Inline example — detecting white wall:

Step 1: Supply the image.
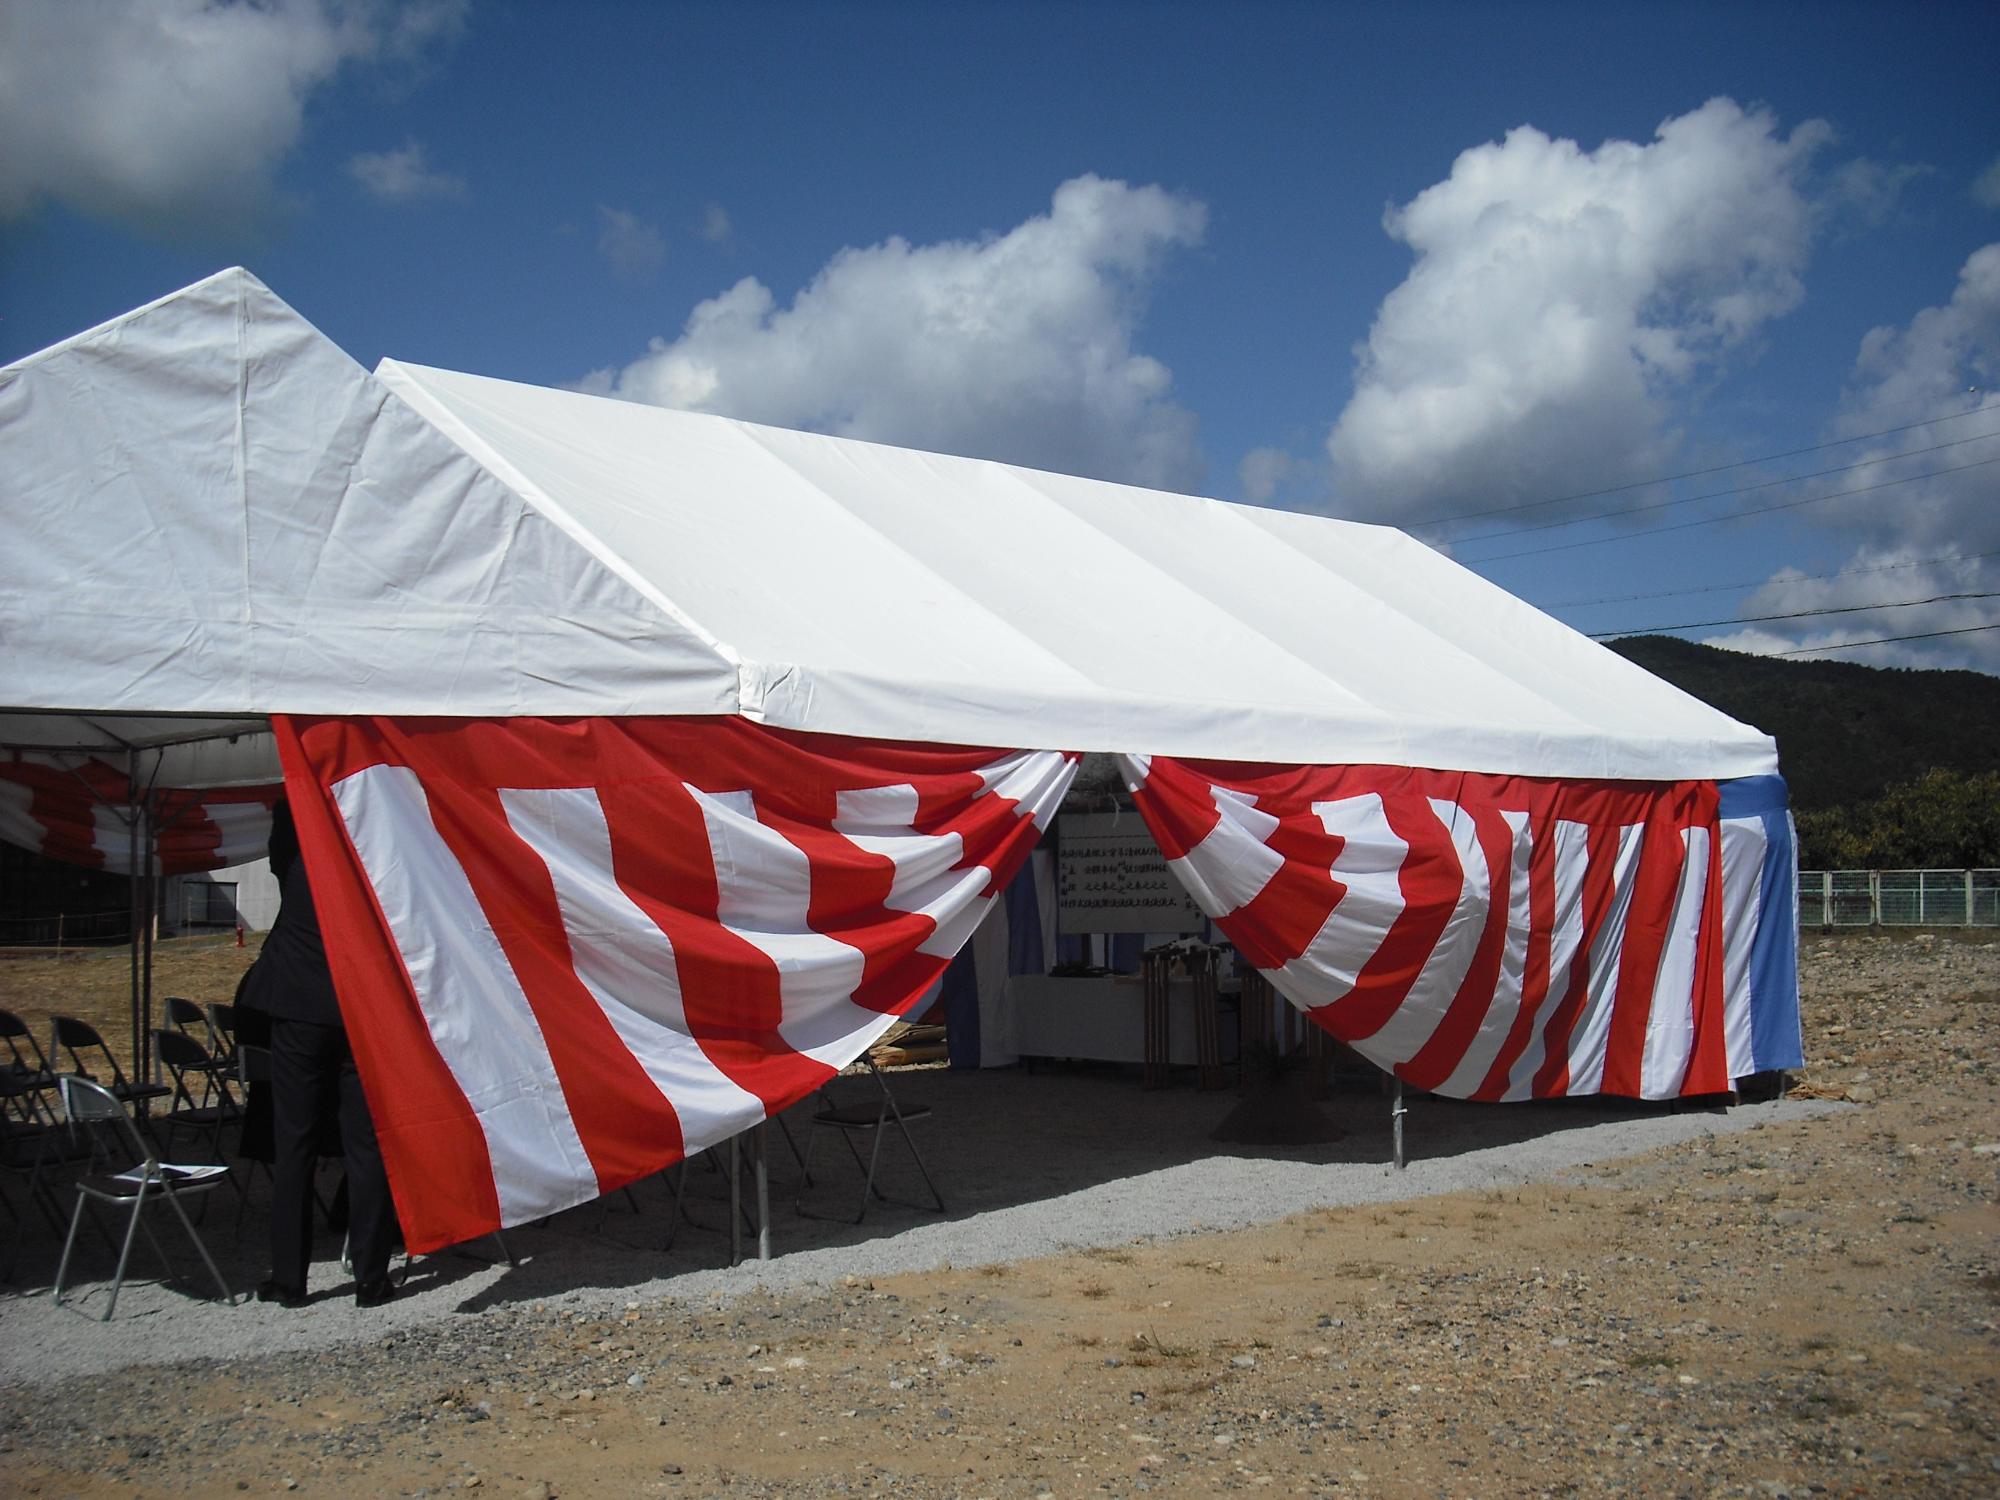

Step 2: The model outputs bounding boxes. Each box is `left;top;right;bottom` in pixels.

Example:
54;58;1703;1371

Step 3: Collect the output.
164;855;281;934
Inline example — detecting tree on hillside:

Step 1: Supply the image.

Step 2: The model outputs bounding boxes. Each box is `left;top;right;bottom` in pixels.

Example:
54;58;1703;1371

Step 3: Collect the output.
1794;768;2000;869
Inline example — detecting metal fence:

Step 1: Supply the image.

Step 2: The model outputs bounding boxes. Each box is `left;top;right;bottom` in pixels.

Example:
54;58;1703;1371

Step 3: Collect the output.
1798;869;2000;928
0;908;134;947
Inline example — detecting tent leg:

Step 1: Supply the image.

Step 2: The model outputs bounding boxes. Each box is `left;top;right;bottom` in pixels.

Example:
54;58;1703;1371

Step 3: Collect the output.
1391;1076;1406;1171
727;1133;741;1267
754;1121;770;1264
128;753;143;1076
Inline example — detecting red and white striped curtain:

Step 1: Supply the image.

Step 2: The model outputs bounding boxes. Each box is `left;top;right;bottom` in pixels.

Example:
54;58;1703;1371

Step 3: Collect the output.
1121;754;1738;1102
0;754;277;875
275;715;1074;1254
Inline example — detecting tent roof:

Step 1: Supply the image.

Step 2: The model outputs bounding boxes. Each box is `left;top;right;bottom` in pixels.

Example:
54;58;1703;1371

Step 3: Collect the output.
2;268;1777;783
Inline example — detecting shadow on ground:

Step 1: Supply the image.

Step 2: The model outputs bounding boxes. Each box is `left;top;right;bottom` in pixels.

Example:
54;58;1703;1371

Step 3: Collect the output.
2;1060;1807;1381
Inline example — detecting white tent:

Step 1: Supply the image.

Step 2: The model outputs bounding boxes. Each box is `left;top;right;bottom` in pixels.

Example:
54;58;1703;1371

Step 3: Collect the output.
3;267;1774;782
2;270;1798;1252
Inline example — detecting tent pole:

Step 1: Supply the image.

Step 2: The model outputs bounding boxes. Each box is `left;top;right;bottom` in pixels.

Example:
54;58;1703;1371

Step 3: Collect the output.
728;1132;742;1267
754;1122;771;1263
128;749;143;1076
140;808;156;1083
1391;1075;1406;1171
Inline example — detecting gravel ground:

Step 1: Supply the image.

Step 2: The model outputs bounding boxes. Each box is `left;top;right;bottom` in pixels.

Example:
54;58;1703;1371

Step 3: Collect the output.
2;931;1995;1497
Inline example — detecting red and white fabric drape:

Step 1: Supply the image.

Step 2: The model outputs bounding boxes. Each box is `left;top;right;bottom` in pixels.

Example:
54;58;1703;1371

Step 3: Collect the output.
1121;754;1740;1102
0;754;277;875
275;715;1074;1254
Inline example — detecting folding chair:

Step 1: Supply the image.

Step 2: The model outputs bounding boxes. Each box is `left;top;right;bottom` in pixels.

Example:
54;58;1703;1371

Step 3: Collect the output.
205;1001;243;1077
164;995;207;1040
795;1058;944;1224
52;1075;237;1319
153;1029;240;1168
1;1007;60;1128
2;1096;72;1275
50;1015;170;1122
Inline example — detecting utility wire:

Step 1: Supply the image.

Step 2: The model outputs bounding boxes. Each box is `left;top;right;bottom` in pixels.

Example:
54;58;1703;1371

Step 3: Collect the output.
1548;548;2000;609
1442;427;2000;545
1407;392;1998;531
1466;452;2000;564
1587;591;2000;639
1770;623;2000;657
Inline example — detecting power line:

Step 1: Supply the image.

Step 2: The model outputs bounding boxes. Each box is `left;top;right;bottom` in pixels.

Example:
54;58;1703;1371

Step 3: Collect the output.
1407;391;1999;532
1441;427;2000;546
1466;452;2000;564
1548;548;2000;609
1587;591;2000;639
1771;623;2000;657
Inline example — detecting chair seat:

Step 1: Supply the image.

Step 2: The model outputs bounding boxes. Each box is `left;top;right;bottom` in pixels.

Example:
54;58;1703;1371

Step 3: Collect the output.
796;1060;944;1223
814;1100;932;1129
2;1063;55;1094
52;1073;238;1318
80;1162;230;1199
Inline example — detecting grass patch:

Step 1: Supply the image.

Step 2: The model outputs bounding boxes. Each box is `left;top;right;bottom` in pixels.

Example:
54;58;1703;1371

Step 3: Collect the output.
1789;1392;1863;1421
1128;1328;1198;1360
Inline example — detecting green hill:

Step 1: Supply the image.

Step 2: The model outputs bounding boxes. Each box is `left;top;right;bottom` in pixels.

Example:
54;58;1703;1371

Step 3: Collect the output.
1606;635;2000;814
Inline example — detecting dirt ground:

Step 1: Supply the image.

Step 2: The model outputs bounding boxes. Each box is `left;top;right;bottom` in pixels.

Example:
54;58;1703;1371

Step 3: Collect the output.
2;932;1996;1498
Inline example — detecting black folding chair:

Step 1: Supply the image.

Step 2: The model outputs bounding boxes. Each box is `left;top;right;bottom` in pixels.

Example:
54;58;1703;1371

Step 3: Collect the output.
1;1007;59;1128
164;995;207;1039
205;1001;243;1077
795;1058;945;1224
52;1075;237;1319
153;1029;240;1169
50;1015;170;1124
1;1097;72;1275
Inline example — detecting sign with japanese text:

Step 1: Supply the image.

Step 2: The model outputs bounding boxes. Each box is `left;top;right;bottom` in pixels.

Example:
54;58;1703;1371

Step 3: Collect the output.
1057;812;1207;933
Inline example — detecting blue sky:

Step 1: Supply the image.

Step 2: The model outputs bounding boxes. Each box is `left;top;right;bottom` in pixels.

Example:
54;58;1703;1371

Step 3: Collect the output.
4;0;1997;672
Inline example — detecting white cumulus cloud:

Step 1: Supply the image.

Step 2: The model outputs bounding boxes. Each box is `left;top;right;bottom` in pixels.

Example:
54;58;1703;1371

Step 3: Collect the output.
0;0;466;235
347;138;466;203
1973;154;2000;211
587;174;1208;492
597;206;667;280
1703;545;1999;672
1706;244;2000;671
1327;98;1829;524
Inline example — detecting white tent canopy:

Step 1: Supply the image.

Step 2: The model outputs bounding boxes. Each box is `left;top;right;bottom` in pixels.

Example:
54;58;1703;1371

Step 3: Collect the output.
2;268;1777;783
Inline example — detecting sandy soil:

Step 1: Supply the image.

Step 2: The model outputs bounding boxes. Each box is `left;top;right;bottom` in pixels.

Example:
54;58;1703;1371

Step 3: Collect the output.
2;932;1996;1498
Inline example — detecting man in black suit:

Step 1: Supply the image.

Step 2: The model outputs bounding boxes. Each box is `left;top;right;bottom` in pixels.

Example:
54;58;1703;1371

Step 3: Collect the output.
250;799;399;1308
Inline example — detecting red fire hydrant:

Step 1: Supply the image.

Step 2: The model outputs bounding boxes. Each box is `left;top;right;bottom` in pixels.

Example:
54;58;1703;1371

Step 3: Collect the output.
235;921;245;948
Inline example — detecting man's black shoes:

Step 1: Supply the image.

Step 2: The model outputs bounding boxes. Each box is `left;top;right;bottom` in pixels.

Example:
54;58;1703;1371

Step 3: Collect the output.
256;1279;308;1309
354;1277;397;1309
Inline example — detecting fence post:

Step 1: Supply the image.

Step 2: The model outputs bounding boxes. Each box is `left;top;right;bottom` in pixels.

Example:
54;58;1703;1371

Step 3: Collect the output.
1821;871;1832;931
1868;871;1881;928
1968;871;1976;928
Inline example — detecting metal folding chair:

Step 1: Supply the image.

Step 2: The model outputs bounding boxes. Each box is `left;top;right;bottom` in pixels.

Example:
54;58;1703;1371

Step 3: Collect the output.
795;1058;944;1224
2;1096;72;1275
164;995;207;1039
52;1075;237;1319
153;1028;240;1168
205;1001;243;1077
1;1007;60;1128
50;1015;170;1123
